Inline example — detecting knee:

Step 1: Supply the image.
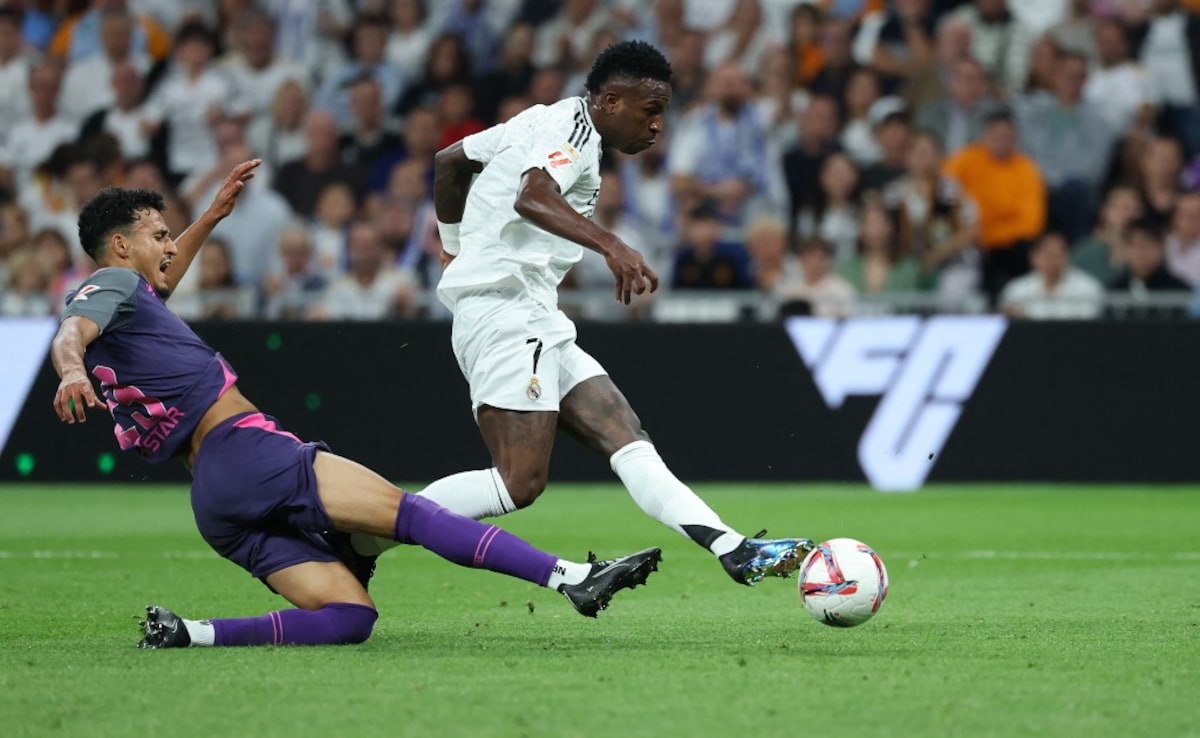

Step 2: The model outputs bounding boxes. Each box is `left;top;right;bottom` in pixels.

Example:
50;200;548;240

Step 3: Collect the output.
325;603;378;644
498;468;547;509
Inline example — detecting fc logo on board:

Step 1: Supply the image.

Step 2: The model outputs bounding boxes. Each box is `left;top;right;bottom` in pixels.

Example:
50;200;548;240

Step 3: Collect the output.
785;317;1007;491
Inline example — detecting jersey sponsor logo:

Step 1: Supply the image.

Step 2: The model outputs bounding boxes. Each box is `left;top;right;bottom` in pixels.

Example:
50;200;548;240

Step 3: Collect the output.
785;316;1006;491
547;150;572;168
72;285;103;301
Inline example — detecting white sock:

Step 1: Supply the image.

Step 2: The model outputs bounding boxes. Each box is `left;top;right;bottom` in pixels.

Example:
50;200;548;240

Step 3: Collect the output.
610;440;745;557
350;469;517;557
182;618;215;646
418;468;516;519
546;559;590;590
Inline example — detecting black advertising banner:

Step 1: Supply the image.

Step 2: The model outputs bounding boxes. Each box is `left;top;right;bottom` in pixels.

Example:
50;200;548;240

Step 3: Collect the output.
1;318;1195;486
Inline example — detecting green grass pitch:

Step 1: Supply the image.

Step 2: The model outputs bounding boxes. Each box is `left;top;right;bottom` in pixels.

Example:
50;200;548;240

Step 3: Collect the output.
1;484;1197;738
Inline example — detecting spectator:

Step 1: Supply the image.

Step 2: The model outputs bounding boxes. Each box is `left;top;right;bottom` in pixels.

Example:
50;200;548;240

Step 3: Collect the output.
1048;0;1098;63
435;0;505;73
435;83;485;149
1000;231;1103;319
669;62;770;228
385;0;433;79
140;22;231;183
315;13;407;129
394;32;472;118
572;174;652;290
704;0;772;74
884;130;980;297
809;16;860;104
943;109;1045;301
80;62;151;162
1110;220;1191;301
180;237;249;320
951;0;1035;96
754;45;807;152
852;0;936;94
123;157;190;243
532;0;607;70
617;139;676;262
0;246;52;316
783;94;843;242
779;237;857;317
0;63;78;191
315;221;419;320
310;181;356;277
58;9;151;124
0;201;30;285
369;105;440;192
275;110;368;218
859;98;912;194
1138;0;1200;156
1137;135;1186;230
617;0;685;52
33;226;87;309
1017;49;1115;241
1072;185;1144;285
262;225;329;320
1165;192;1200;286
49;0;171;65
0;7;32;151
339;76;404;171
795;151;861;263
663;28;706;118
745;215;802;295
1022;34;1061;99
21;143;102;261
838;199;922;295
1084;18;1157;137
183;117;292;287
916;57;1001;156
247;79;310;173
472;22;535;125
671;203;752;290
840;68;884;165
788;3;826;90
897;11;973;113
222;8;309;130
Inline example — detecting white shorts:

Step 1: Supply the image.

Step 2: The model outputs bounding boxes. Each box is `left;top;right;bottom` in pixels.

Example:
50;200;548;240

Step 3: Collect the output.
450;288;607;413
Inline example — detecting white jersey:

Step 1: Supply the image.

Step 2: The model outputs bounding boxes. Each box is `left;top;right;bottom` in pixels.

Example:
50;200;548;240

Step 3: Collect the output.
437;97;603;309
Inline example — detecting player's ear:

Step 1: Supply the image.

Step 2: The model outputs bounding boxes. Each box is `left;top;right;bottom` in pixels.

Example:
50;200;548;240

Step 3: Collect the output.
108;231;128;258
601;90;622;114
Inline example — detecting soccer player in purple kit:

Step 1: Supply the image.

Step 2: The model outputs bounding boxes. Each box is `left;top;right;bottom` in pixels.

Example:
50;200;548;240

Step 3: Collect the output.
51;159;662;649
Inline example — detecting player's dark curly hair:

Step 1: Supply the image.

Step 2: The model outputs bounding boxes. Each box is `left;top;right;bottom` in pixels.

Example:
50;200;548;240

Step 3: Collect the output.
585;40;672;94
78;188;166;262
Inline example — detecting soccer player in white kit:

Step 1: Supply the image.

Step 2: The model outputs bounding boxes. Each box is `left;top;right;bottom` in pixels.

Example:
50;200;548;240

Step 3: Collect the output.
414;41;812;586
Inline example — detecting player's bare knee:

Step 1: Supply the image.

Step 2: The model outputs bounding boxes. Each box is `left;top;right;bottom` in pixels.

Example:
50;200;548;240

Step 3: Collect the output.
500;470;547;509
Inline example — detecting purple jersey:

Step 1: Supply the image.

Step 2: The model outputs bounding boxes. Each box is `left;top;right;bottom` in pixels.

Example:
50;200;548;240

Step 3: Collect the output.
61;268;238;463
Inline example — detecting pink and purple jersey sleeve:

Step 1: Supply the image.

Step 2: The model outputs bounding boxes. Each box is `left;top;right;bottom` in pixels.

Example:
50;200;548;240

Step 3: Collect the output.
62;269;239;464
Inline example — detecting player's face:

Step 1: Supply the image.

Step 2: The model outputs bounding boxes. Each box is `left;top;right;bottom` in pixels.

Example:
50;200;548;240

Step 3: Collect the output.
604;80;671;155
122;209;176;296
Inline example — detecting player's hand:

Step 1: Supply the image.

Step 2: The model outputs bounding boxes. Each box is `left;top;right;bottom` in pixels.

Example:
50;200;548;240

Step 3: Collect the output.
439;249;456;268
605;242;659;305
54;372;103;424
207;159;261;219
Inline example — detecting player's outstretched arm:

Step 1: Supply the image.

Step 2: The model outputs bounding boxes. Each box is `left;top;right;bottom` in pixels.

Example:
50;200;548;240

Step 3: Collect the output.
515;168;658;304
162;159;260;298
51;316;104;424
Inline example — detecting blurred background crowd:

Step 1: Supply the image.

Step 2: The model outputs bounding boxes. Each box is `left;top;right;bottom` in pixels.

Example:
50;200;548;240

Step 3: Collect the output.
2;0;1200;322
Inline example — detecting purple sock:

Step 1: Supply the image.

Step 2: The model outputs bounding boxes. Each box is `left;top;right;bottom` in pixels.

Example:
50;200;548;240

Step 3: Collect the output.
212;603;377;646
393;493;557;586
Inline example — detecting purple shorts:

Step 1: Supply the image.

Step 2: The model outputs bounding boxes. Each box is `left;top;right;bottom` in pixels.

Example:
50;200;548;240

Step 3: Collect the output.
190;412;340;580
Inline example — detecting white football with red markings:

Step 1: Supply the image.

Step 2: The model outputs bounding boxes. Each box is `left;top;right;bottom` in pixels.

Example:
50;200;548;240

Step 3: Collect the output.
798;537;889;627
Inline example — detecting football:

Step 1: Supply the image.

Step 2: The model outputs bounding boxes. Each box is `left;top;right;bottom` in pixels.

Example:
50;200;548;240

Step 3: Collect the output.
798;538;889;627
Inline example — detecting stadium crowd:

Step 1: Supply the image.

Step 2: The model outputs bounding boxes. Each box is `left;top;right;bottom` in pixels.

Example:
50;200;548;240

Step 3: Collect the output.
2;0;1200;322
